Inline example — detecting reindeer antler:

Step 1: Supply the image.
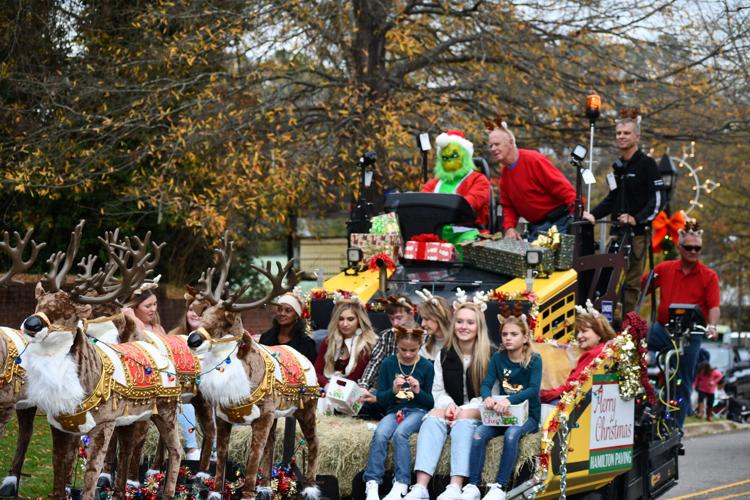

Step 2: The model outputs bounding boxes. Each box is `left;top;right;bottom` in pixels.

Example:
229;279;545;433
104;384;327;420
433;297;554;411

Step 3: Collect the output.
44;220;85;292
198;232;234;305
0;228;47;286
70;229;164;305
223;259;300;312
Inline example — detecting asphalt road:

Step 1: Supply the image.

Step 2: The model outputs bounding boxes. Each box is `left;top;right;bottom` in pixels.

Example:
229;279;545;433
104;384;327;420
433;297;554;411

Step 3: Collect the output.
665;428;750;499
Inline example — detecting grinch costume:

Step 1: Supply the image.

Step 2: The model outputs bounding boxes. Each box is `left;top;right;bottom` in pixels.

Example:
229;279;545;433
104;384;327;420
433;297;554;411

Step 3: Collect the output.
421;130;490;246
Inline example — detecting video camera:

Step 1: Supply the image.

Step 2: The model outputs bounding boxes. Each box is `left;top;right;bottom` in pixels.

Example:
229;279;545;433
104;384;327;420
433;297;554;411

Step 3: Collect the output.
666;304;705;338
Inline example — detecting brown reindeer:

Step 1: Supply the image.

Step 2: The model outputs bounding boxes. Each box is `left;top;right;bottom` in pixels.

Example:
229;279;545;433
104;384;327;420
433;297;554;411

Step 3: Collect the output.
0;228;45;497
23;222;210;498
185;233;320;500
21;224;186;500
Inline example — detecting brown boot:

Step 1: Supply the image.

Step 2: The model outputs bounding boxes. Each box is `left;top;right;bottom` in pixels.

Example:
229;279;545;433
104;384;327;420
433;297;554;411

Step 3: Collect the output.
696;402;705;419
707;406;713;422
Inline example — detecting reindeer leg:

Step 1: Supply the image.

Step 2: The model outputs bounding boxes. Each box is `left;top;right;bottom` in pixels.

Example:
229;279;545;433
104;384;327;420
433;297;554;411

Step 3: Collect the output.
211;418;233;496
296;405;320;499
150;407;181;500
98;431;118;489
83;422;116;500
126;420;150;483
193;393;216;472
114;426;137;496
50;426;78;500
243;412;275;500
260;419;278;486
1;407;37;495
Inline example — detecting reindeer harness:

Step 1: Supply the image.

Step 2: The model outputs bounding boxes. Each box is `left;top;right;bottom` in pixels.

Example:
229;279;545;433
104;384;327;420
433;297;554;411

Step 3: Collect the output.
0;327;26;392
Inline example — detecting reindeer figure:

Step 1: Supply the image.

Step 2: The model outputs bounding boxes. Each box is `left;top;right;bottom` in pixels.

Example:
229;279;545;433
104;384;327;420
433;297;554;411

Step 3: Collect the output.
186;233;320;500
0;228;45;497
21;222;206;499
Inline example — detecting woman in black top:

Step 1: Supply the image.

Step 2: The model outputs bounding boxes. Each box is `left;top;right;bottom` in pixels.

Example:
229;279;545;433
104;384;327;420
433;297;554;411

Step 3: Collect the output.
259;292;317;362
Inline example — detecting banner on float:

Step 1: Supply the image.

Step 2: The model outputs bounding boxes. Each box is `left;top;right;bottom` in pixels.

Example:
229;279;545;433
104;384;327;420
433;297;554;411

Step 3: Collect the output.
589;373;635;474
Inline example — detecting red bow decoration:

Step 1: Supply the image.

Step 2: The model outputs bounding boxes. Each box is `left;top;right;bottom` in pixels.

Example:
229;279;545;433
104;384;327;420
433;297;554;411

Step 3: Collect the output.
410;233;446;243
652;210;685;252
367;252;396;272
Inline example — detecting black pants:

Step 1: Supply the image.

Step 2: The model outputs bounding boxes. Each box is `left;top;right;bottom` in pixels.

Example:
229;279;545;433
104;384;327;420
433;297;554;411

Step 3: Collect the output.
697;390;715;409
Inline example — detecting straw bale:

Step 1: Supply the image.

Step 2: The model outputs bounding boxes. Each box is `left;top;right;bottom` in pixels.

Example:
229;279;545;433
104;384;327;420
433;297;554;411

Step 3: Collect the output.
142;415;540;496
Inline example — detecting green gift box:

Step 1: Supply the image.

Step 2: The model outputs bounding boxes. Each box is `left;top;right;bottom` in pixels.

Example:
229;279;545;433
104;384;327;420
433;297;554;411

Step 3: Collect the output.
369;212;401;236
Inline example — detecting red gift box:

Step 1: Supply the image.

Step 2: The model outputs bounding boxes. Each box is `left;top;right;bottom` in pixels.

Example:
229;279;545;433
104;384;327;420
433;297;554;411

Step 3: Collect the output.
404;234;456;262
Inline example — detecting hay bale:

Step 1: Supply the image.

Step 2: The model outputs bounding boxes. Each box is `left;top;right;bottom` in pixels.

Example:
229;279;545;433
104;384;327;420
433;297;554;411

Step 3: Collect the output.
143;416;540;496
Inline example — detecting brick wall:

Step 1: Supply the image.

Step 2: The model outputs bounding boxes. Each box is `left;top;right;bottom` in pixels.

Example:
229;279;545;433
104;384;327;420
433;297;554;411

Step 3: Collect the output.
0;281;274;334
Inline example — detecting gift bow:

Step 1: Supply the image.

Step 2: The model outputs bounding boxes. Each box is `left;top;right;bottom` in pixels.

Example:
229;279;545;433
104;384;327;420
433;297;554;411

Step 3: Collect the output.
410;233;446;243
652;210;686;252
531;225;561;251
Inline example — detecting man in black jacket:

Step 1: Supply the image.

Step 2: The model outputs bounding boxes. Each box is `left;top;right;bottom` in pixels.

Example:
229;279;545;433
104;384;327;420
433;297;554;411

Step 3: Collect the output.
583;113;663;317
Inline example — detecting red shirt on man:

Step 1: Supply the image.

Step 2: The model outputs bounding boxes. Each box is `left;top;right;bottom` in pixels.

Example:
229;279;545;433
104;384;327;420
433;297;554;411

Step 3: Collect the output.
499;149;576;230
644;259;720;325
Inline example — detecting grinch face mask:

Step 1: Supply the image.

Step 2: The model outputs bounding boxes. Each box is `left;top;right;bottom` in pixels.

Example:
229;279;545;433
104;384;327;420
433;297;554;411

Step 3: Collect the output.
440;143;464;172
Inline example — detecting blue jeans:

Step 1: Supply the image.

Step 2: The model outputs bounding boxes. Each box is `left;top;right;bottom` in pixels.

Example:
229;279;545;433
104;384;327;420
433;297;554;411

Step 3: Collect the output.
648;322;701;429
528;215;571;241
364;408;427;484
413;416;480;477
467;418;538;488
178;403;198;449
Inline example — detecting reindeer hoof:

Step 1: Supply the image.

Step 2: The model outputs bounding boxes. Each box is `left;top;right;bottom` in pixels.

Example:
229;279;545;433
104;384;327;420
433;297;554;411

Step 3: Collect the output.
302;485;321;500
0;476;18;497
97;472;112;489
256;486;273;500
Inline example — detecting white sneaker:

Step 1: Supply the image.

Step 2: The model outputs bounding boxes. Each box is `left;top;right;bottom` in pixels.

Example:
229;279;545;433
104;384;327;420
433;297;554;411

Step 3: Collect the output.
366;480;381;500
481;484;506;500
459;484;481;500
403;484;430;500
436;483;463;500
383;481;409;500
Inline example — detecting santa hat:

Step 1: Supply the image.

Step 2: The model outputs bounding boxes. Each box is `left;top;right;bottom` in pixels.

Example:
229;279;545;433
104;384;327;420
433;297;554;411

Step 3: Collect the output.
435;130;474;158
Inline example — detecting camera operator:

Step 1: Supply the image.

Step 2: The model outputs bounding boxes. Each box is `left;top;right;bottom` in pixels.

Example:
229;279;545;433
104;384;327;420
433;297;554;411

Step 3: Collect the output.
641;222;720;429
583;110;663;316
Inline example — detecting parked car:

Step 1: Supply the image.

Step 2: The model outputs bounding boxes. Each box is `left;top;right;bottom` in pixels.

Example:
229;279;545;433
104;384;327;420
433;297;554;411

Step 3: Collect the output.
702;342;750;399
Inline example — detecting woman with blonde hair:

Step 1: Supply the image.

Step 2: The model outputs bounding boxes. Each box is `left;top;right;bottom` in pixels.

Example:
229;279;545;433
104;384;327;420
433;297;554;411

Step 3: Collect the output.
315;296;378;388
403;292;492;500
416;290;453;360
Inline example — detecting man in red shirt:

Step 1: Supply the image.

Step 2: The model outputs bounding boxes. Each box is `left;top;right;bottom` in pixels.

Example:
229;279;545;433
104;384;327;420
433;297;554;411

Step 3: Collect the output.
489;123;576;240
643;222;720;429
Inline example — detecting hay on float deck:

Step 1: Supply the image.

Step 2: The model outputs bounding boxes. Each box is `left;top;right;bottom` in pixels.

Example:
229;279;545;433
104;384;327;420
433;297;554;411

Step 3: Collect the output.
143;415;540;496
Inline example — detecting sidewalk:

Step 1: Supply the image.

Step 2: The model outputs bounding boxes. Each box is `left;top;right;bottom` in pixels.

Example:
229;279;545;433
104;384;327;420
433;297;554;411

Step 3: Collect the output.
683;418;749;438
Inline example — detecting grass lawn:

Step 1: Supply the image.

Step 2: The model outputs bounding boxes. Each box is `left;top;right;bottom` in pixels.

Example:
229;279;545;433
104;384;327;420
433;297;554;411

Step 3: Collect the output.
0;414;56;497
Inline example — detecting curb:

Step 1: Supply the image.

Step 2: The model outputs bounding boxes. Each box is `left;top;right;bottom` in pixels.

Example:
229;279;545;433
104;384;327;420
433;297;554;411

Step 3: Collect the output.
683;419;749;438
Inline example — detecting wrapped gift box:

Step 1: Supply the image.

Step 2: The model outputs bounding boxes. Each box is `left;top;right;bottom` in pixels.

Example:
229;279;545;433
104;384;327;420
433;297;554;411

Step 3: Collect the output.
480;396;529;426
404;240;456;262
326;376;364;416
350;233;402;261
369;212;401;236
555;233;576;270
463;239;554;278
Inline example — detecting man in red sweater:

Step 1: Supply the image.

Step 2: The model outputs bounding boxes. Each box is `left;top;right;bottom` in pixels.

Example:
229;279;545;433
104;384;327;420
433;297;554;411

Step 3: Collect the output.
489;124;576;240
642;222;720;429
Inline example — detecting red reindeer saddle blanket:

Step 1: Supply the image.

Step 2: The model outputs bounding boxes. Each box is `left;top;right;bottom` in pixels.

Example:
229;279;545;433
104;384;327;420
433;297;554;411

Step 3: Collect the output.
99;341;182;399
145;331;200;376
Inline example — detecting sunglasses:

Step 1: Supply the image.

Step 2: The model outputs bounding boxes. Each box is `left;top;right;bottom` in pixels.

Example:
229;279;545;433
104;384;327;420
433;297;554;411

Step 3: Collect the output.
681;244;702;252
